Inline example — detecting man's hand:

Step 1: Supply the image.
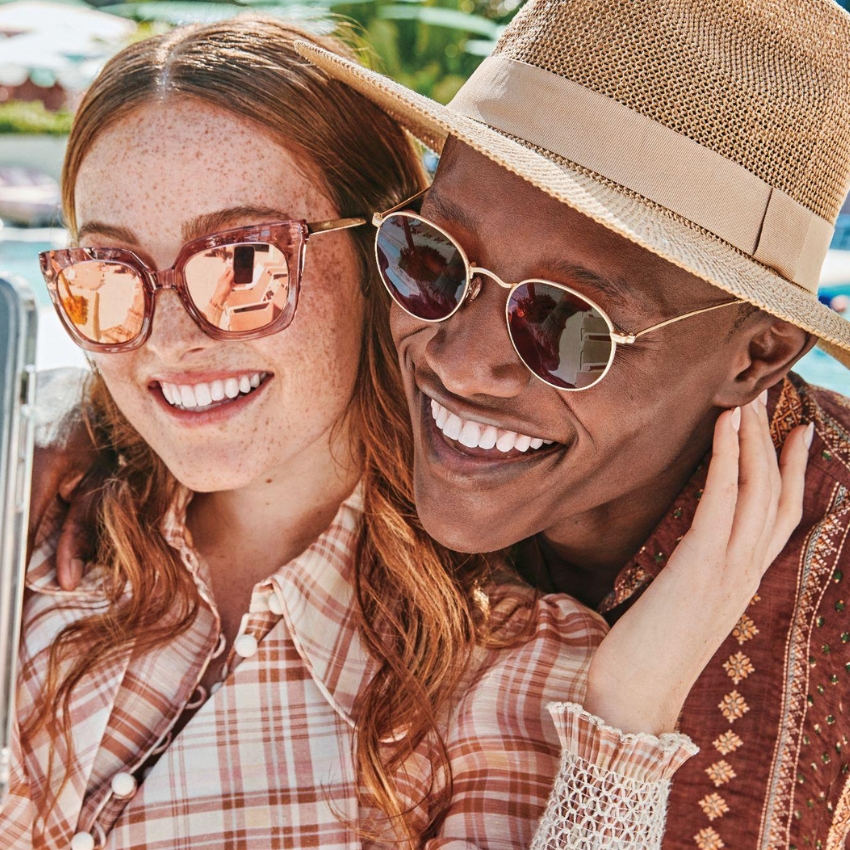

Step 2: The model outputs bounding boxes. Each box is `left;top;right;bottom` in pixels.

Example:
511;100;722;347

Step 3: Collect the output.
29;368;104;589
585;393;811;736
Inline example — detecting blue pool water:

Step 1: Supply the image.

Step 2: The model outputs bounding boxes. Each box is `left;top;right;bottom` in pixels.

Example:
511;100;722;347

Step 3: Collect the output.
1;228;849;395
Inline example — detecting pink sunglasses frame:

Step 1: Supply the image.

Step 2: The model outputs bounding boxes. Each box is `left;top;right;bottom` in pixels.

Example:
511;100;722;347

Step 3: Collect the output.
39;215;365;353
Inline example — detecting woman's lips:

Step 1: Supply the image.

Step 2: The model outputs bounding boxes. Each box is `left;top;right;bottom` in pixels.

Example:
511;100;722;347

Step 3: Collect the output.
150;371;272;425
426;395;561;461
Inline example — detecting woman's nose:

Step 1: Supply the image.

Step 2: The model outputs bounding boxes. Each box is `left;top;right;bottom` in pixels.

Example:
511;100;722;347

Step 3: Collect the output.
144;288;215;360
423;277;531;400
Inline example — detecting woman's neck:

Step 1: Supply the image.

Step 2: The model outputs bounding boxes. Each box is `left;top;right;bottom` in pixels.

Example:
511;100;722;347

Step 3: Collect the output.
185;422;361;620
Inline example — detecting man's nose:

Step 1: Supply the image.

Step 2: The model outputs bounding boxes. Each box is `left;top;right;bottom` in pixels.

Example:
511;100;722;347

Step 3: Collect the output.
423;275;531;400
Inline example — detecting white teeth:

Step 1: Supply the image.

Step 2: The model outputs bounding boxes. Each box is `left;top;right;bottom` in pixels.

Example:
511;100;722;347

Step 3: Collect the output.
479;425;498;450
159;373;267;412
194;383;212;407
496;430;518;452
458;420;482;448
429;397;554;454
443;413;463;441
180;385;197;408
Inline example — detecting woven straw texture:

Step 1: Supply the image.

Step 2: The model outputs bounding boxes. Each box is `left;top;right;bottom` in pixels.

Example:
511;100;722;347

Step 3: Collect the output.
296;0;850;364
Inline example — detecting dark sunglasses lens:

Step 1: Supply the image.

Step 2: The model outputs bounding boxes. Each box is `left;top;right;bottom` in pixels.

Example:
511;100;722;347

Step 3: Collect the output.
507;282;613;390
184;242;290;333
52;260;146;346
375;215;467;320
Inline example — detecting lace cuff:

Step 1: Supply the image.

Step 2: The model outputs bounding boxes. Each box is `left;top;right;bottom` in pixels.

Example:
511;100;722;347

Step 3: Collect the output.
531;702;698;850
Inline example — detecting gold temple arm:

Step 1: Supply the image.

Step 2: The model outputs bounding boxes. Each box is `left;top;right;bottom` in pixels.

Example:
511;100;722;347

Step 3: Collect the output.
306;216;367;236
611;299;742;345
372;187;430;226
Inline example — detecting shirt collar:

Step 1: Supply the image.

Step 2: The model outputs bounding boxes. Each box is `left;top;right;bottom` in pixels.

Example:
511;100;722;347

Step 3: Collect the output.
599;375;810;617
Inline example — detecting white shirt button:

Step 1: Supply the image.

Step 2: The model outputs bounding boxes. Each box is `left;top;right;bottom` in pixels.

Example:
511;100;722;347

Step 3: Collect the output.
233;634;258;658
268;594;284;616
70;832;95;850
111;771;137;799
210;681;222;694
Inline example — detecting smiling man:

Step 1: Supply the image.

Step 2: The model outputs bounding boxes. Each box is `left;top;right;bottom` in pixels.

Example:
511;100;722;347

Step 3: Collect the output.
299;0;850;846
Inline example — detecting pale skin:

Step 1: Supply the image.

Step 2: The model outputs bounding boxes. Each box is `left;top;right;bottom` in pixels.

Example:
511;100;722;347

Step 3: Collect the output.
72;98;364;688
35;125;810;741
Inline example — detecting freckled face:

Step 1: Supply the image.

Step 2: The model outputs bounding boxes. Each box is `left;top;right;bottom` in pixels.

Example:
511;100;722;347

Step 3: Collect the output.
76;99;364;492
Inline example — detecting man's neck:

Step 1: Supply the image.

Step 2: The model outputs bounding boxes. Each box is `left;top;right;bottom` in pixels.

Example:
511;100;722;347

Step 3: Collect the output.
537;435;711;610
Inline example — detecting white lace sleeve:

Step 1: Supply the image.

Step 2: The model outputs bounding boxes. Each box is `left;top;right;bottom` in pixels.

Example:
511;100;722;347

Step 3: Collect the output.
531;702;698;850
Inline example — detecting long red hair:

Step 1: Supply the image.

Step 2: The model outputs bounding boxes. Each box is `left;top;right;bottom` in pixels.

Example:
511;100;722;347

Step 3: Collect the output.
26;17;504;843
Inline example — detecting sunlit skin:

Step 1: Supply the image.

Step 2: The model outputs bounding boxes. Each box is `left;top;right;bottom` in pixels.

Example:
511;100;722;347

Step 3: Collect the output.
392;139;815;608
75;99;364;658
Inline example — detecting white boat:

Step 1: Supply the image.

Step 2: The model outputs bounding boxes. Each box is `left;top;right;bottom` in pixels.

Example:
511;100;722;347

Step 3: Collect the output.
0;167;60;227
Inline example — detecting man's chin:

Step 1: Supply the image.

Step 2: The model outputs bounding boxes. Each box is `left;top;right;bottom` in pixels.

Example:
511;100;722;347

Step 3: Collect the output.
415;494;513;555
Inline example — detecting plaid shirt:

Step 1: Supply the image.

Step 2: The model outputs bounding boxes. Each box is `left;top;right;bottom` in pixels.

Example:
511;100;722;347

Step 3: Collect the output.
2;487;694;850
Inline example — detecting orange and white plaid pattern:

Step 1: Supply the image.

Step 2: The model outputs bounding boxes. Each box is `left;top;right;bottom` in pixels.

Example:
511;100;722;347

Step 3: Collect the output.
1;488;693;849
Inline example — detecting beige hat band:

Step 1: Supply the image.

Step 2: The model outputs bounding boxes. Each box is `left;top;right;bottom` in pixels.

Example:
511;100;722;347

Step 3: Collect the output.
450;56;834;294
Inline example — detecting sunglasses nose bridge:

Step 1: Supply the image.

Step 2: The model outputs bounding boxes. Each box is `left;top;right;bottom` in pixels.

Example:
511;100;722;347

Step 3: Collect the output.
150;267;179;292
466;266;510;305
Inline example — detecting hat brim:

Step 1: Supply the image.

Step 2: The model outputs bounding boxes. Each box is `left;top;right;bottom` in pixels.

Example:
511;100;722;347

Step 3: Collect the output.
296;41;850;367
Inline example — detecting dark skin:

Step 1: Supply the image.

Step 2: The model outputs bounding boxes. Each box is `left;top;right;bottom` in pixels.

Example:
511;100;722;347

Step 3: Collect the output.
393;139;816;608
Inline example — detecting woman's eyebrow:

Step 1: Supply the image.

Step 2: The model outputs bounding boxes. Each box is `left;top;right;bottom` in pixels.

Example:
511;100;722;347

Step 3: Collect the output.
422;190;478;233
76;221;139;244
182;206;293;241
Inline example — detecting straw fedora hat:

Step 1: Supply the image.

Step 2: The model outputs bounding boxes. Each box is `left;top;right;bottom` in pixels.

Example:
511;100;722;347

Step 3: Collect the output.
297;0;850;367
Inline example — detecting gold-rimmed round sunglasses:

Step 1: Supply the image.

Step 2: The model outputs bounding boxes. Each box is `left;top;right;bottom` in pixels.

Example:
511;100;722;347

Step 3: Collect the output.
373;189;741;391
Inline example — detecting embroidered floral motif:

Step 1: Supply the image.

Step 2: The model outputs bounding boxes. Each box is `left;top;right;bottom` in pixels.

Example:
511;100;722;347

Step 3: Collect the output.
732;613;759;645
718;690;750;723
698;793;730;821
750;593;761;605
722;652;755;685
705;760;737;787
713;731;744;756
694;826;725;849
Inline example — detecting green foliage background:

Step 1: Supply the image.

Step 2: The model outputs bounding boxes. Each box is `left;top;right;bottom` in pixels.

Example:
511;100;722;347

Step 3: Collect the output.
92;0;523;103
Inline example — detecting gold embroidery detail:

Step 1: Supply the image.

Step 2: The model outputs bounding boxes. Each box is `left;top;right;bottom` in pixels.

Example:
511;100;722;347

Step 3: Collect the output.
699;793;730;821
694;826;725;849
750;593;761;605
713;731;744;755
722;651;755;685
718;690;750;723
706;760;737;787
732;613;759;644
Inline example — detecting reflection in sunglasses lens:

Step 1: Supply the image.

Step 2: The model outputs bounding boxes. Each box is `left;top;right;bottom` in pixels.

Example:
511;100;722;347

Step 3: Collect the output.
376;216;467;319
56;260;146;345
184;242;290;333
507;282;613;389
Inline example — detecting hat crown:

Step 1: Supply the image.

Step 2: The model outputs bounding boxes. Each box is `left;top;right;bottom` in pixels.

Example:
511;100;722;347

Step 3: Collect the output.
494;0;850;223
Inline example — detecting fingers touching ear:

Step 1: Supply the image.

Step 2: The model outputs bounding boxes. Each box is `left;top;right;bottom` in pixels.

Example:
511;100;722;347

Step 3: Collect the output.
713;315;816;409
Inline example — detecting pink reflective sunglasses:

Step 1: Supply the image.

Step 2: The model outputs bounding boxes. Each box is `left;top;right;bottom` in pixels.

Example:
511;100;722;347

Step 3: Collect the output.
39;215;365;353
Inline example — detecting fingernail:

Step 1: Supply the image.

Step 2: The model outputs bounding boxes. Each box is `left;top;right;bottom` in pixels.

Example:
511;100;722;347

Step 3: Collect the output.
806;421;815;448
730;407;741;431
70;558;84;585
759;389;768;407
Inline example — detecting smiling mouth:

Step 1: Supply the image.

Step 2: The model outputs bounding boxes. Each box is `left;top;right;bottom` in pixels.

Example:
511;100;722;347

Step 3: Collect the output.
427;396;560;459
158;372;270;413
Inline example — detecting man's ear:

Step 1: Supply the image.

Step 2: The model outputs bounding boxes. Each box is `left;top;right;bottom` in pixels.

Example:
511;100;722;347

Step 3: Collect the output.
713;315;816;408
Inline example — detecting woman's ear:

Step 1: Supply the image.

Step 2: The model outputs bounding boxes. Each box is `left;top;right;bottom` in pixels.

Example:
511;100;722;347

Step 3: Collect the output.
712;315;816;408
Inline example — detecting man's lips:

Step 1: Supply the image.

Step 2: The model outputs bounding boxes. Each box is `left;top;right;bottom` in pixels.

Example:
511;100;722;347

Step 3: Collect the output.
420;391;563;463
